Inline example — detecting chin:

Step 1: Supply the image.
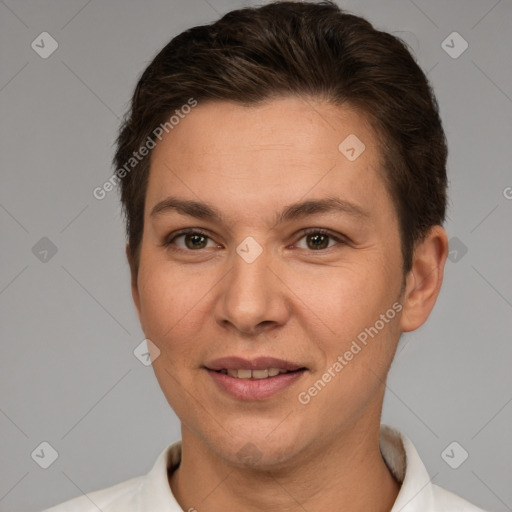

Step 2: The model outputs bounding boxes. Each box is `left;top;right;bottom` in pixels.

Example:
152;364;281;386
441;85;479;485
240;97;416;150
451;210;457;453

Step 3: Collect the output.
206;423;310;470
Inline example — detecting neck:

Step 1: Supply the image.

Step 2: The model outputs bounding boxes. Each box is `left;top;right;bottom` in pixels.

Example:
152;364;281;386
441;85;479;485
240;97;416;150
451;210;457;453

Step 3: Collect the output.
169;421;400;512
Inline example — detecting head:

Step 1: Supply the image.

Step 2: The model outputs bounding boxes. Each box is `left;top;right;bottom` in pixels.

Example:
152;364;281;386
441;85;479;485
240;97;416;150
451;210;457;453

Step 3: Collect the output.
114;1;448;467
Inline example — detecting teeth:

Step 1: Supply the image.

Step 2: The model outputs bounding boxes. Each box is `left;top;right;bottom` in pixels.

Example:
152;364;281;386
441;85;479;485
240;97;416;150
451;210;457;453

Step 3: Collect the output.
220;368;293;379
252;369;269;379
237;369;252;379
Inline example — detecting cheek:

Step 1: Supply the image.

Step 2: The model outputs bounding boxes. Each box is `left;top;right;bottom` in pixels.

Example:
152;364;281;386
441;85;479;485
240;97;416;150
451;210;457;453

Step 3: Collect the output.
299;294;400;424
314;261;393;331
309;257;401;375
136;256;222;370
136;263;204;397
137;259;195;341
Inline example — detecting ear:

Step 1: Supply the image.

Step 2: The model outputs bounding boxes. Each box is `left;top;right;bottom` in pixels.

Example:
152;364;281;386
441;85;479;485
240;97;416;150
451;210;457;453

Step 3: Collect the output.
400;225;449;332
126;244;142;322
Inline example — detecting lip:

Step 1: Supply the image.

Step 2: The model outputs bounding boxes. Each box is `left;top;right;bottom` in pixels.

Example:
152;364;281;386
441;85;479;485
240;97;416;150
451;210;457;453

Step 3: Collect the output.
204;356;305;372
205;367;307;401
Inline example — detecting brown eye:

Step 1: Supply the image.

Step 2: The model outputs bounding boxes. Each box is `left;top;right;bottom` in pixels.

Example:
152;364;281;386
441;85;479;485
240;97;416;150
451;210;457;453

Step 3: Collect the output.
183;233;209;250
305;233;330;250
295;229;345;251
164;229;217;251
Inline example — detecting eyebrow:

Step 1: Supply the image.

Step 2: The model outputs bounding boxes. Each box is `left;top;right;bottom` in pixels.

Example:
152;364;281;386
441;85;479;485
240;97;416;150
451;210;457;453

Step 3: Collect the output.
150;196;370;224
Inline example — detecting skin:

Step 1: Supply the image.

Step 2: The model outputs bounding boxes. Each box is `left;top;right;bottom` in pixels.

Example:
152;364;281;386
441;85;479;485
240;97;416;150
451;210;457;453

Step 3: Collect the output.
128;96;448;512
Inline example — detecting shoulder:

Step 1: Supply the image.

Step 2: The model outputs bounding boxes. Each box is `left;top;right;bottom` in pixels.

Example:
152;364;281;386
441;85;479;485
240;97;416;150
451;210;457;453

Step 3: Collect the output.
41;475;144;512
40;441;181;512
380;425;490;512
431;483;490;511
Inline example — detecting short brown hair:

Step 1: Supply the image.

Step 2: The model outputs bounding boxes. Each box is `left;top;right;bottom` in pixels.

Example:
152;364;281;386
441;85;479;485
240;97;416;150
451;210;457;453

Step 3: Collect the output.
114;0;447;276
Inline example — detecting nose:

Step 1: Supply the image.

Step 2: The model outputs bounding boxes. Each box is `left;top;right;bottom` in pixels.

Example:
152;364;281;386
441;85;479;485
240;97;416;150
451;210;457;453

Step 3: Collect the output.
215;244;291;336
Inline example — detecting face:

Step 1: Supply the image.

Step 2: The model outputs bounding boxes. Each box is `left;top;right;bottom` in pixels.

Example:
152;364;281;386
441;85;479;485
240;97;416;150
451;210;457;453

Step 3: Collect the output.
131;96;408;468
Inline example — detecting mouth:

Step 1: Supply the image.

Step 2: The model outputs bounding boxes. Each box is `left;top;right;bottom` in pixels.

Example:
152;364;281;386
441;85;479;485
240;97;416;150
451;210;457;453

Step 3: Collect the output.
204;355;306;372
203;356;308;400
209;368;306;379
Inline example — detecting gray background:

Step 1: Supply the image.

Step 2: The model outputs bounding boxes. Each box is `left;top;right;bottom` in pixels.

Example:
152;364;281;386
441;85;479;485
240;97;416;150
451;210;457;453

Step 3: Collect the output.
1;0;511;511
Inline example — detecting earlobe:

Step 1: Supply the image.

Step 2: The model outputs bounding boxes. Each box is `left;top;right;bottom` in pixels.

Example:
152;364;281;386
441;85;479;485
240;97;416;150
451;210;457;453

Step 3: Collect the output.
399;226;449;333
126;244;142;321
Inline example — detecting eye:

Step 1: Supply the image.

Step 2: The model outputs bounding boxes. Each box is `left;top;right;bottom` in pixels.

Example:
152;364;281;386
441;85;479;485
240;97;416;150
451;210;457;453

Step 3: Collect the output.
164;229;219;251
163;228;346;253
294;228;346;251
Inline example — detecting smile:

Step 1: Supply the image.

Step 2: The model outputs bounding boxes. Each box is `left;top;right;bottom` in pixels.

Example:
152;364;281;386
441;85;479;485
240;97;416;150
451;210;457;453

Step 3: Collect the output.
206;367;307;400
214;368;296;379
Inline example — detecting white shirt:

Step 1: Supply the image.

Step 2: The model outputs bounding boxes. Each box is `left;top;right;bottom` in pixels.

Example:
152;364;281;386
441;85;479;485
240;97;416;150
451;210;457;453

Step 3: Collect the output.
42;425;488;511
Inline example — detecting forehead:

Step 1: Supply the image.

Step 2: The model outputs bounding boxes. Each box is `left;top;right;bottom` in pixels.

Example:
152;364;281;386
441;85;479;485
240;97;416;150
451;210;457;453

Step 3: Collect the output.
151;96;381;164
146;97;393;226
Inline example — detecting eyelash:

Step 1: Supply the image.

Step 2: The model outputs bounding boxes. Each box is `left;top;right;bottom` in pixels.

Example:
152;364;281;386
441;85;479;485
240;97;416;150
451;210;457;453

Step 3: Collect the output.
163;228;347;253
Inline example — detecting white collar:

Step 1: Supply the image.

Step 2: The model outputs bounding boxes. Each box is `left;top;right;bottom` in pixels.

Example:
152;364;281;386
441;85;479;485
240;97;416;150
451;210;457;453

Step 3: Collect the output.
136;424;480;511
380;424;434;511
